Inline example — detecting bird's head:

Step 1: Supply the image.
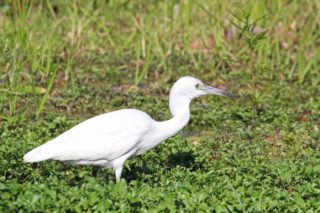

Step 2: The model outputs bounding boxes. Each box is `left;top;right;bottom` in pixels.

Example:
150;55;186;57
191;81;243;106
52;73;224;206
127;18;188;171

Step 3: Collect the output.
169;76;236;117
170;76;236;100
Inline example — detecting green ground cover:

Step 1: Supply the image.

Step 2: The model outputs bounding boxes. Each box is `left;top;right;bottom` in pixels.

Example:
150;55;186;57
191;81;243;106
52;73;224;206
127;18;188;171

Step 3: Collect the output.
0;0;319;212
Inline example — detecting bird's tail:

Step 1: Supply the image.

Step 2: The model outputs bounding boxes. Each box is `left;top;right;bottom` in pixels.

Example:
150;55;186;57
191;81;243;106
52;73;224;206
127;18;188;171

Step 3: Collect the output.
23;143;51;163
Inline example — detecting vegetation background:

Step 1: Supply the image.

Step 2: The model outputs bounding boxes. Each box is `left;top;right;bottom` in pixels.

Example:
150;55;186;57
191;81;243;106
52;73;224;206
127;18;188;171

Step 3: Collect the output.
0;0;319;212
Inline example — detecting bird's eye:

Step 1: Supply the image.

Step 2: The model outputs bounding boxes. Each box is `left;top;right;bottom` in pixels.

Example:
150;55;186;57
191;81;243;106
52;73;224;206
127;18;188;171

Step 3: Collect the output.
195;83;201;89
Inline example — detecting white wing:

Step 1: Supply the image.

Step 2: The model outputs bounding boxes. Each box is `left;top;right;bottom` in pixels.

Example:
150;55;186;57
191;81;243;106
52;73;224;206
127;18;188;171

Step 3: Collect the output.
24;109;153;162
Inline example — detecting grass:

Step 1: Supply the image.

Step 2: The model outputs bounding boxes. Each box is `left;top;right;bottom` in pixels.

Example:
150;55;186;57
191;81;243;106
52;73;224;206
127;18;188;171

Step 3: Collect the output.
0;0;320;211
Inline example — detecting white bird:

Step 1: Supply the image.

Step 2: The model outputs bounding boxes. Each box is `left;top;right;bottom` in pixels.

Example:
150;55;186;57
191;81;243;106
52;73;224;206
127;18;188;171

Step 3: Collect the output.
24;76;236;182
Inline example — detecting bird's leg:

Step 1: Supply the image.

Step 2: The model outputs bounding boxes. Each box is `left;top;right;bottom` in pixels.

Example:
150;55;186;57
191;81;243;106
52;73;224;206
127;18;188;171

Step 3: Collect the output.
112;148;137;183
115;167;123;183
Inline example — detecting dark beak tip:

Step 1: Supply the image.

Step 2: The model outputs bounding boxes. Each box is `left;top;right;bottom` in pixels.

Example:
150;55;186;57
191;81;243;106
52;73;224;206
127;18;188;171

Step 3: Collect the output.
223;92;238;99
230;94;239;99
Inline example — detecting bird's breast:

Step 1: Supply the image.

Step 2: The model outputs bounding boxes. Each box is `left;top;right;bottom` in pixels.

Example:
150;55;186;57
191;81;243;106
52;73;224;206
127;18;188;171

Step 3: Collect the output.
136;125;170;155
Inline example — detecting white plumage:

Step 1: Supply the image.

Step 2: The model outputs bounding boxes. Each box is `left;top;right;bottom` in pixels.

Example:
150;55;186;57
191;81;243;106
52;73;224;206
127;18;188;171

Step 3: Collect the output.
24;76;235;182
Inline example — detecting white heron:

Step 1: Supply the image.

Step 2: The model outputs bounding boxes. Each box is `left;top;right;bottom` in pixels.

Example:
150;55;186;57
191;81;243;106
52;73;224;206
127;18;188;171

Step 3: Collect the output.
24;76;236;182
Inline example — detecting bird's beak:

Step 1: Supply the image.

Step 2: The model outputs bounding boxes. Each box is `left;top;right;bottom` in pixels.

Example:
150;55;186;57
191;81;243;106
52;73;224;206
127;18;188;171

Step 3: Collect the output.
202;85;237;98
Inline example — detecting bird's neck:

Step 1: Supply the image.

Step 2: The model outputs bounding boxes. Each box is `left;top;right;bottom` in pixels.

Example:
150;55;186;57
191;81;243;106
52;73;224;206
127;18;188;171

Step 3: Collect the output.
157;96;191;140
